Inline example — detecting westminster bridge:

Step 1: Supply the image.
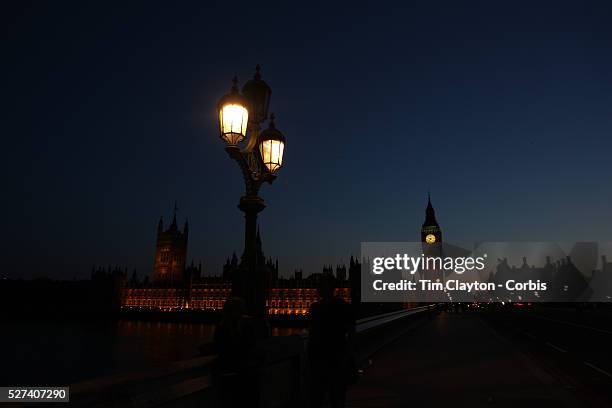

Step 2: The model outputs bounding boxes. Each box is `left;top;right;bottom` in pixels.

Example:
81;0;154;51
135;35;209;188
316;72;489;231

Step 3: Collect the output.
68;304;612;408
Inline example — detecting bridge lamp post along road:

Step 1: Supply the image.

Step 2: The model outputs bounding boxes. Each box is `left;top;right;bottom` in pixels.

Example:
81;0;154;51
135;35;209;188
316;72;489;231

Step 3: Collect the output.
216;65;286;317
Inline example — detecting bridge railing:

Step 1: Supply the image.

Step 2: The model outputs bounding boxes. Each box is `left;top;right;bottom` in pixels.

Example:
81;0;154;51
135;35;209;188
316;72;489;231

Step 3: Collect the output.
69;305;437;407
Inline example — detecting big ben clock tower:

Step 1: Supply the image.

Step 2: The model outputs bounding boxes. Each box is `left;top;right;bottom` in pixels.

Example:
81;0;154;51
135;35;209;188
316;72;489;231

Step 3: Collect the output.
421;193;442;245
420;193;445;292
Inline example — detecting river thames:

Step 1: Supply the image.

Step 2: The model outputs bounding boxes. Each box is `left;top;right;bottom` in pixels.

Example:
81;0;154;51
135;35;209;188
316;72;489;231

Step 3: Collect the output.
0;318;303;386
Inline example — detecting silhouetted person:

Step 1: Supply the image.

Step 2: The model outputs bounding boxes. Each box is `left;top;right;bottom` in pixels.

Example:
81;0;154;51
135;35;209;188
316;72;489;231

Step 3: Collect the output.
307;276;355;408
212;297;262;408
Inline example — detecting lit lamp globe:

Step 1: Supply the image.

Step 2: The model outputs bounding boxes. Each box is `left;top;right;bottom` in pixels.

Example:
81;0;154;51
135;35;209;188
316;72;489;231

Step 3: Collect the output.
217;76;249;146
258;113;285;173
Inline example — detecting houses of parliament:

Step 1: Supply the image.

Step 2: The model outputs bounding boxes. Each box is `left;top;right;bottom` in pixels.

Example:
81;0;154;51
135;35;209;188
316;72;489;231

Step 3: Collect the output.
120;210;357;316
119;198;444;316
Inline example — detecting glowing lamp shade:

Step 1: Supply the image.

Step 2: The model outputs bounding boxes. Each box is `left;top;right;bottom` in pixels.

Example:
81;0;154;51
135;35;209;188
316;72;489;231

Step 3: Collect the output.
260;138;285;172
258;114;285;173
217;77;249;146
219;104;248;145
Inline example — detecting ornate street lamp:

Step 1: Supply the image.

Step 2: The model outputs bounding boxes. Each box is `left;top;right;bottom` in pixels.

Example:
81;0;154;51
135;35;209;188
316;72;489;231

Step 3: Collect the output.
216;65;286;316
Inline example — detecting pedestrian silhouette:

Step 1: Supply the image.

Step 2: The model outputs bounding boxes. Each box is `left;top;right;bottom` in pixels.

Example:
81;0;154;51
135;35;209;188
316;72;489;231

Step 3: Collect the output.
212;297;263;408
307;276;355;408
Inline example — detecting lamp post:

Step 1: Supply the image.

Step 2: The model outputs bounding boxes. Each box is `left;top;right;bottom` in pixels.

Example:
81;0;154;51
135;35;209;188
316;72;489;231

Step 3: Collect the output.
217;65;286;317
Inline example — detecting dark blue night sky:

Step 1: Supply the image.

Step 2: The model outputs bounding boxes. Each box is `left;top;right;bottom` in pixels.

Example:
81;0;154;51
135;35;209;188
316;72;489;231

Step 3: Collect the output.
3;1;612;279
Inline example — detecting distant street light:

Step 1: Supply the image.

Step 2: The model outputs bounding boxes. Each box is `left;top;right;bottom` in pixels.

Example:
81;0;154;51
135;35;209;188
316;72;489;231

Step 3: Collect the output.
216;65;286;316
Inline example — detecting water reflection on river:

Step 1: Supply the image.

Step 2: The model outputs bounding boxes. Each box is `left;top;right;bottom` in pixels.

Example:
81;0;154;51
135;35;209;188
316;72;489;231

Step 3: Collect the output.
0;318;305;386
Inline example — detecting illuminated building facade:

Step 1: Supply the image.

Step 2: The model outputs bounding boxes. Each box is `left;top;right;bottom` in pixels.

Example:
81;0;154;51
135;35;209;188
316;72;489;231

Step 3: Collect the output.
121;264;355;316
123;286;189;309
266;268;352;316
121;213;357;315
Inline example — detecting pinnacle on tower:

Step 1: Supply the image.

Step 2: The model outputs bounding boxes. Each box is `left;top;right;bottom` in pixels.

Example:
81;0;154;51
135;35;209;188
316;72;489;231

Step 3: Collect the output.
424;193;439;226
170;201;178;230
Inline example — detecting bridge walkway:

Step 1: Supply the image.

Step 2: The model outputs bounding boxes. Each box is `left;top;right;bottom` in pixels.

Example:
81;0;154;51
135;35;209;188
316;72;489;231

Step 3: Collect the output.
347;312;582;408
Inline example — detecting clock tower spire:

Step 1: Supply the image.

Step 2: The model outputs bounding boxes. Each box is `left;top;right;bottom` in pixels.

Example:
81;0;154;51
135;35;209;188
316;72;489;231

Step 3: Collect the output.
421;193;442;245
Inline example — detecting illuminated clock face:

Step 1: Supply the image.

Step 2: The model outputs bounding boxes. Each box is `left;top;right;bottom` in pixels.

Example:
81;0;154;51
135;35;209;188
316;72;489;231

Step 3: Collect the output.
425;234;436;244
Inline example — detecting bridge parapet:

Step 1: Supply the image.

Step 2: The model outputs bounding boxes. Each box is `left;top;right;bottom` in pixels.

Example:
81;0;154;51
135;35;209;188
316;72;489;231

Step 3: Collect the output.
70;305;436;407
